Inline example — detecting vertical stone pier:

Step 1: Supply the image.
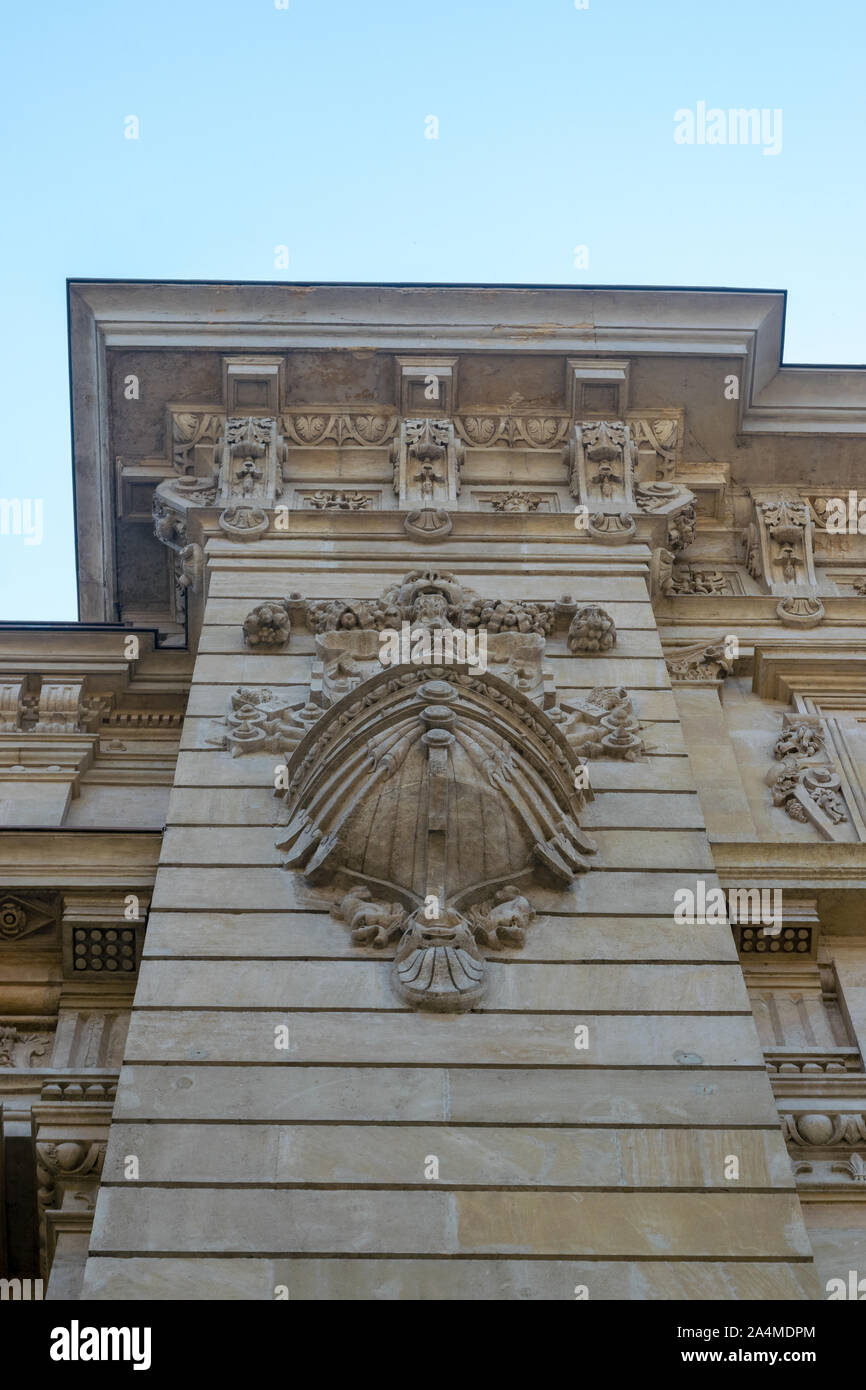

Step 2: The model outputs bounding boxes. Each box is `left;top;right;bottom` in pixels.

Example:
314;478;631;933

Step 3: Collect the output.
82;530;816;1300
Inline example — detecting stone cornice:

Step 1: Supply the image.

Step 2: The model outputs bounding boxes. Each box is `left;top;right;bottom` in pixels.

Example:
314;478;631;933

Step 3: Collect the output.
0;831;161;887
70;280;783;358
68;281;866;623
68;279;866;426
714;842;866;890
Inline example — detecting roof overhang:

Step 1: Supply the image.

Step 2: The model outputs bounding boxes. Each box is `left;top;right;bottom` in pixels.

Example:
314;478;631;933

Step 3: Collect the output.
67;280;866;621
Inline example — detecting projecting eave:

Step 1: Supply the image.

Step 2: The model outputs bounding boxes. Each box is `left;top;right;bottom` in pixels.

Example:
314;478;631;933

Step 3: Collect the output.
66;280;866;622
68;279;866;429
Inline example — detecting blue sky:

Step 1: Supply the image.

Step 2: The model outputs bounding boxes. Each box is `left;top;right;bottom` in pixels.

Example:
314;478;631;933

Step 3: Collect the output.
1;0;863;620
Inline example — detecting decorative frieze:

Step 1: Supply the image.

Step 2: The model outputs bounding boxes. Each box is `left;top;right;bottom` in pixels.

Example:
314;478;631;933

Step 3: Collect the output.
281;412;398;448
302;491;374;510
454;415;570;450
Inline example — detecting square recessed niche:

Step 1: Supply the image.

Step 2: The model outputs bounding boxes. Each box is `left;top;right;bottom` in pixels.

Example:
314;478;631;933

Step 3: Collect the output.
396;357;457;416
567;358;630;418
222;357;285;415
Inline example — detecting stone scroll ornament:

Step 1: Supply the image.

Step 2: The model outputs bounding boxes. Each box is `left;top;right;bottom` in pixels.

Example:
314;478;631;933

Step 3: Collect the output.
276;665;596;1012
765;714;849;840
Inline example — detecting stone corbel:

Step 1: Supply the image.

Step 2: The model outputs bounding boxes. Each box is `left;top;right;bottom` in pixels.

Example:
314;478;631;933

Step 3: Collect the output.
568;420;637;514
0;676;26;731
214;416;287;509
391;417;463;507
568;421;696;549
742;492;817;594
31;1104;110;1291
766;713;850;841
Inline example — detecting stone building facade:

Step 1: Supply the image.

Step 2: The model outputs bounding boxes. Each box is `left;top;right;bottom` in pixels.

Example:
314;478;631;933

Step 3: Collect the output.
1;281;865;1301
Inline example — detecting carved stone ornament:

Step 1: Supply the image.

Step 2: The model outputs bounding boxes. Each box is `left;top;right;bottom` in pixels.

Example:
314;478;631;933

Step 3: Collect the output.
488;491;543;513
218;506;269;539
0;1024;52;1067
36;1140;107;1208
783;1113;866;1147
404;507;453;541
568;421;694;538
276;668;597;1012
392;418;463;505
776;596;824;627
569;421;637;513
243;601;293;649
212;572;653;1012
652;550;733;596
666;504;696;554
766;714;848;839
567;606;617;654
587;512;636;543
0;893;59;943
743;494;816;593
666;642;734;683
551;686;648;761
649;547;675;598
305;491;372;511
